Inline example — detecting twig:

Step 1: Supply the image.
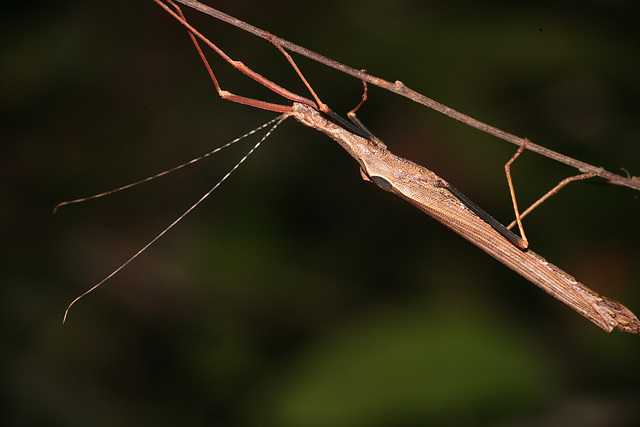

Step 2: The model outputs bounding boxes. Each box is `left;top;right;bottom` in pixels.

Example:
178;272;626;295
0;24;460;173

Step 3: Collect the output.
171;0;640;192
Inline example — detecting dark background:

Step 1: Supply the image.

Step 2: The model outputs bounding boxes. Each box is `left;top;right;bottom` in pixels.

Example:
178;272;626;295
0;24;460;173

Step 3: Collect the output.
3;0;640;425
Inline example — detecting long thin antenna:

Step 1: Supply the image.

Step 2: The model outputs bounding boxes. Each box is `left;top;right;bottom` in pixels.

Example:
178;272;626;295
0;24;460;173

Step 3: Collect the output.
54;116;283;214
62;114;288;323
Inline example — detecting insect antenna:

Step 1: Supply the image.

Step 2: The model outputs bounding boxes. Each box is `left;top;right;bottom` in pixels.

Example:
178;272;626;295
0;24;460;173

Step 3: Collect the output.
62;114;287;323
54;116;284;214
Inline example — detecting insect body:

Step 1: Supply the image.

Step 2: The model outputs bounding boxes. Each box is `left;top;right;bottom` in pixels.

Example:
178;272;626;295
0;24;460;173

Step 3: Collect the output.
60;0;639;334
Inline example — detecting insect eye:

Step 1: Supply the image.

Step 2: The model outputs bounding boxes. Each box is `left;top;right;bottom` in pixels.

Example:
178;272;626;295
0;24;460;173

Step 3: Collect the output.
371;175;393;191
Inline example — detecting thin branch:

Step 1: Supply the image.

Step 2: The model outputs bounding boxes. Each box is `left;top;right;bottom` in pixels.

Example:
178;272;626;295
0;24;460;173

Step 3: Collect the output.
171;0;640;192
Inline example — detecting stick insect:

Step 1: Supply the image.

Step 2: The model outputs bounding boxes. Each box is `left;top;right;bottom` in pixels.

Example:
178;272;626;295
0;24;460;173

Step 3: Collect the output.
60;0;639;334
